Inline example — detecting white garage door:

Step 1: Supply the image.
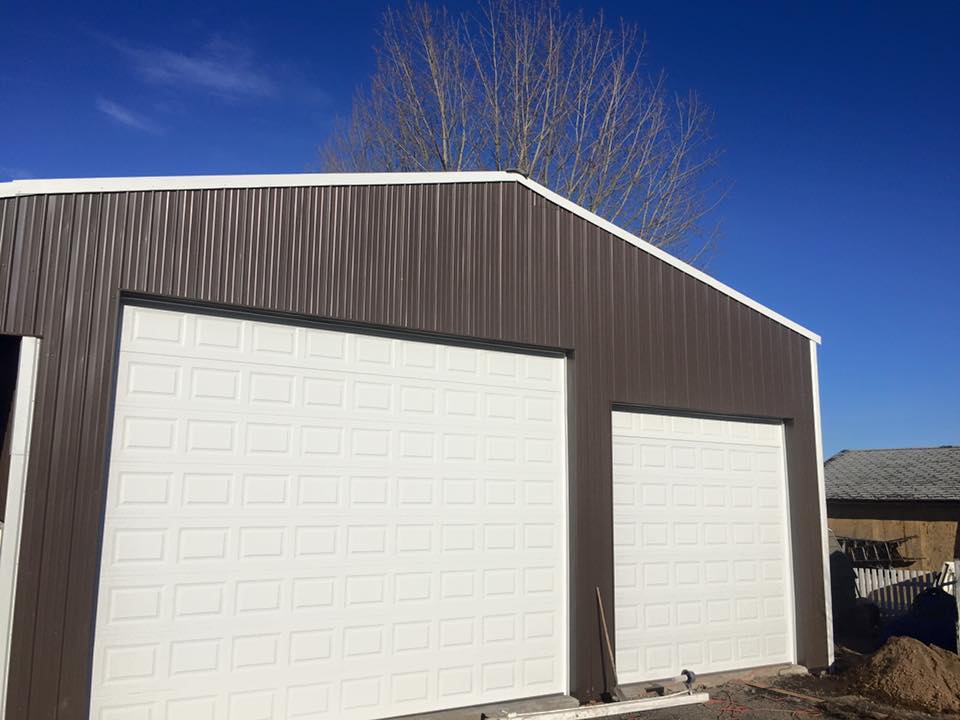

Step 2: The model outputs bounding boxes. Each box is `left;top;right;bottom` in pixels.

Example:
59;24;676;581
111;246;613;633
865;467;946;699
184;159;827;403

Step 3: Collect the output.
90;305;568;720
611;410;794;684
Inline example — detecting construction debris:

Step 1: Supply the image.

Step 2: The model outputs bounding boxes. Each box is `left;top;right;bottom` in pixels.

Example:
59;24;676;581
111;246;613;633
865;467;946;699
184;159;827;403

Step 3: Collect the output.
847;636;960;714
835;534;921;568
481;692;709;719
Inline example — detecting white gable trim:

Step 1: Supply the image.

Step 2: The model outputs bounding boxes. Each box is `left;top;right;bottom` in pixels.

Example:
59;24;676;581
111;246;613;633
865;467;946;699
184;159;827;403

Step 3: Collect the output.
0;171;820;343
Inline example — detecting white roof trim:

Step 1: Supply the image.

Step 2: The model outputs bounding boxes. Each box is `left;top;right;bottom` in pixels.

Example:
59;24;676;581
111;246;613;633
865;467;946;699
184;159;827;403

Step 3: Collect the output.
0;171;820;343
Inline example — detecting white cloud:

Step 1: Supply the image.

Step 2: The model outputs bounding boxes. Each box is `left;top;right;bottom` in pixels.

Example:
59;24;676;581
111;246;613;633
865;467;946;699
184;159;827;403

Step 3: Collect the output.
112;36;274;98
0;166;33;181
96;98;162;133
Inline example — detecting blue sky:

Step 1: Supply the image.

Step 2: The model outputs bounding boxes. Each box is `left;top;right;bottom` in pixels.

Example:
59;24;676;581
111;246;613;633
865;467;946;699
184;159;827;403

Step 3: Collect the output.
3;1;958;456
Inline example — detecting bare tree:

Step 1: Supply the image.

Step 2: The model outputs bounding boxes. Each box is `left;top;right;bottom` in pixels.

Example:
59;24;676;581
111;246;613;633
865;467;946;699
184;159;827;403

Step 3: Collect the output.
321;0;724;261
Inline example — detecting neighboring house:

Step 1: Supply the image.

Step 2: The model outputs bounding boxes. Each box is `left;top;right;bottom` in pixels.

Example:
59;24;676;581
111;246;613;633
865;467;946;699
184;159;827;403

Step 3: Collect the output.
826;447;960;568
0;172;829;720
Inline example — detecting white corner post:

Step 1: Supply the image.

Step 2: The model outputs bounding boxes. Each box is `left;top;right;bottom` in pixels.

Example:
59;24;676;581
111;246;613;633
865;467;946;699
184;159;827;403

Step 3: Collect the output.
954;558;959;654
809;339;834;666
0;337;41;714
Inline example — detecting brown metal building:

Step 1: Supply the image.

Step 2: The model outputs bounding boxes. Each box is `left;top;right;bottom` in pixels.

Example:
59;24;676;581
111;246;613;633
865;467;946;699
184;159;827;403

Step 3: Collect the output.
0;172;831;720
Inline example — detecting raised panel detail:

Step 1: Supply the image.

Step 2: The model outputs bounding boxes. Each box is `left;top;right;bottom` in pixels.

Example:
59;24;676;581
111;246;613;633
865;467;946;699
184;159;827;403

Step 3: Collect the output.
92;306;567;720
612;410;793;682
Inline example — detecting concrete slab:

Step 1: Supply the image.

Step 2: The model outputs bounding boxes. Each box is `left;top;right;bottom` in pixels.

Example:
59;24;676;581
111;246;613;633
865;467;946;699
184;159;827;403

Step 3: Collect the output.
388;664;808;720
619;663;808;698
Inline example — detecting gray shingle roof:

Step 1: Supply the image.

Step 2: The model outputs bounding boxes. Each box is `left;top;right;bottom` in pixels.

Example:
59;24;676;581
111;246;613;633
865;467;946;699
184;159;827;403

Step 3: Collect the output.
824;446;960;501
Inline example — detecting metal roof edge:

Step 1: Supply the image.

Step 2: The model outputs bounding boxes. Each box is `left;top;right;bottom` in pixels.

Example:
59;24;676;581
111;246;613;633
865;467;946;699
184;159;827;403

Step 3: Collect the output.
0;171;514;198
0;170;821;343
826;496;960;504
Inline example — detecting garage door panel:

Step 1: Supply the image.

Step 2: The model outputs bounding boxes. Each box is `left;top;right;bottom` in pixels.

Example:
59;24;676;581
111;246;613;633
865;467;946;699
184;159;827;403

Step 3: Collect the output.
118;350;565;429
110;413;564;477
91;626;564;668
94;579;566;638
121;309;561;391
104;467;562;525
92;657;561;720
612;411;783;446
91;654;560;718
92;306;567;720
98;522;564;580
612;410;794;683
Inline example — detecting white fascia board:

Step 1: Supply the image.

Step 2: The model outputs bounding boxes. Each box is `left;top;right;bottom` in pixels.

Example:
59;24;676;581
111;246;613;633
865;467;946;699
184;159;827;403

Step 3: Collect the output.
0;170;820;343
809;340;834;667
0;171;513;198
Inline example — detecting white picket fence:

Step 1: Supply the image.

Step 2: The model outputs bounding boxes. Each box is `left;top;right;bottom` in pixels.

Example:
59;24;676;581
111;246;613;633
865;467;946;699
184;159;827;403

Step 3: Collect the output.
855;561;956;618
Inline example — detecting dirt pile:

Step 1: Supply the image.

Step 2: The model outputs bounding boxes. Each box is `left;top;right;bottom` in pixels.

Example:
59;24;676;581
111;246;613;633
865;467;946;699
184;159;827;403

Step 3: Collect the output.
848;636;960;714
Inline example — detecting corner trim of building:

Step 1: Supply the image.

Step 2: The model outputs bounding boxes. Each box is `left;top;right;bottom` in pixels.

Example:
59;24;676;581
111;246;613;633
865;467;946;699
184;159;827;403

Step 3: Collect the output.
0;337;41;713
809;339;834;666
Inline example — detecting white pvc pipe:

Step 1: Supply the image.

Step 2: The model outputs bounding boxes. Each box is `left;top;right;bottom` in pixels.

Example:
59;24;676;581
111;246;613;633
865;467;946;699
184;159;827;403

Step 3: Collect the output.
498;692;710;719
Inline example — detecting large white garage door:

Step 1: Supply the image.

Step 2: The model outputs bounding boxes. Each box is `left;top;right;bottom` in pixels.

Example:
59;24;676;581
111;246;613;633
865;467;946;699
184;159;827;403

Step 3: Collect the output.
612;410;794;684
90;305;567;720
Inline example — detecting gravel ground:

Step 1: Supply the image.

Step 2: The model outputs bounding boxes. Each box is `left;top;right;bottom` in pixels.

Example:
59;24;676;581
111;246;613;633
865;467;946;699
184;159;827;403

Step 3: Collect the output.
625;682;824;719
624;672;960;720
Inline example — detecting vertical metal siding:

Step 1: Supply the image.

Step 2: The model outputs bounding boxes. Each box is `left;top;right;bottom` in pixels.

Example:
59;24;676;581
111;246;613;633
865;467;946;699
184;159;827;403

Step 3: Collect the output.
0;182;827;719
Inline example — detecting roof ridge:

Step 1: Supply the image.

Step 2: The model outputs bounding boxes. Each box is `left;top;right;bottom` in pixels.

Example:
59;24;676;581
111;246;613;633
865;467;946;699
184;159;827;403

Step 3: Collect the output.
837;446;960;453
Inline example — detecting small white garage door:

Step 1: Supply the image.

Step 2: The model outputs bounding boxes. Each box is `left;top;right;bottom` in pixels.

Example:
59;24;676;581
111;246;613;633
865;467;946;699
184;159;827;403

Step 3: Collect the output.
90;306;567;720
612;410;794;683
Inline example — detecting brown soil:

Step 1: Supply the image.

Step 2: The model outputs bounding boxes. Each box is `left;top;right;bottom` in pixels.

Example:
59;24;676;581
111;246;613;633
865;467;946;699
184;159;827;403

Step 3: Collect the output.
847;636;960;714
